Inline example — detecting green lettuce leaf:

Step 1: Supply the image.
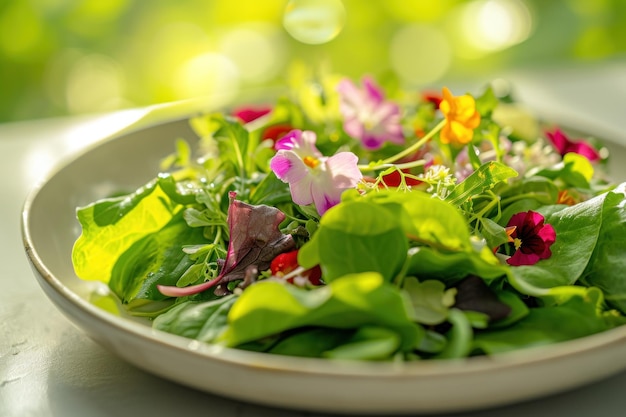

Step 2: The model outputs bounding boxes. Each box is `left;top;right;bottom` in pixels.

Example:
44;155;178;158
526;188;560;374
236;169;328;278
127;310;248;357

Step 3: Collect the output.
473;288;622;354
298;198;408;283
580;186;626;313
217;272;423;354
72;179;182;283
108;212;210;304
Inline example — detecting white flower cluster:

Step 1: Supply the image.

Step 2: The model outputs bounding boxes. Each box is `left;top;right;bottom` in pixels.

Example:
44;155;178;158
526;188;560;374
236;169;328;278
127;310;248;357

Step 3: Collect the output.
419;165;457;199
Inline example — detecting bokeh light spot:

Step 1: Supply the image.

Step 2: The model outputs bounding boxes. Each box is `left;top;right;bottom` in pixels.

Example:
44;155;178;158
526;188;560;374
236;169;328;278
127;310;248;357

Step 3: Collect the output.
457;0;533;57
219;24;285;83
65;54;126;114
390;24;452;86
173;53;240;102
283;0;346;45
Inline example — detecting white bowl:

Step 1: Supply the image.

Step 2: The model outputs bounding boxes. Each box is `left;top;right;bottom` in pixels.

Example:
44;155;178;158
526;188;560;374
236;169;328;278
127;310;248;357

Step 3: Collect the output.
21;115;626;415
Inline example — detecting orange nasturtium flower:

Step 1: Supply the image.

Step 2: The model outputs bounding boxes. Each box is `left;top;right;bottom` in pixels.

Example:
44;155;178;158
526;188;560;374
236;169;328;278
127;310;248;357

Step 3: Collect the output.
439;87;481;146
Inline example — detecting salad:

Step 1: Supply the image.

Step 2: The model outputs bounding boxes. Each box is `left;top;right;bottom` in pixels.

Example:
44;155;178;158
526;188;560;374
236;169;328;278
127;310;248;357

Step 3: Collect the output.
72;70;626;361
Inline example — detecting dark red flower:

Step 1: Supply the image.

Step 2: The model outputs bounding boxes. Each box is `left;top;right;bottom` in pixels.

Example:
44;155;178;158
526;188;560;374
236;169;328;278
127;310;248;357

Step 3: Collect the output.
233;106;272;123
381;169;422;187
546;128;600;162
421;91;443;109
270;250;322;285
505;210;556;266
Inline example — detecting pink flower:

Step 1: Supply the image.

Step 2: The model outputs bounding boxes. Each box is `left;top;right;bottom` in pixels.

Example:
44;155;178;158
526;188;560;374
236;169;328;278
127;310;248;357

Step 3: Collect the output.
270;130;362;216
505;210;556;266
546;128;600;162
337;77;404;150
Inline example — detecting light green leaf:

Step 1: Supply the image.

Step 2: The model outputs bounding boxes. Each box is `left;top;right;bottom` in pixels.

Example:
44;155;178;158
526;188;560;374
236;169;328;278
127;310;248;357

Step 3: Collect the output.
72;180;182;283
218;272;423;355
404;278;456;325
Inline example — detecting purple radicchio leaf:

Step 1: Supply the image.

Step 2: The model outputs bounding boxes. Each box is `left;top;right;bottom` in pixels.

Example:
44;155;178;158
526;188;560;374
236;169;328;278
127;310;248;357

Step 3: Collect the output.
158;192;295;297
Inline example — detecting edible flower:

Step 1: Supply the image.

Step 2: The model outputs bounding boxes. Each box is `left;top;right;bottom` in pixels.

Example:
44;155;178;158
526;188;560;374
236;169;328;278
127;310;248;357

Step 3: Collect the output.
337;76;404;150
439;87;481;146
505;210;556;266
556;189;578;206
233;105;272;123
421;91;443;109
270;250;322;286
261;123;294;143
270;130;362;216
545;128;600;162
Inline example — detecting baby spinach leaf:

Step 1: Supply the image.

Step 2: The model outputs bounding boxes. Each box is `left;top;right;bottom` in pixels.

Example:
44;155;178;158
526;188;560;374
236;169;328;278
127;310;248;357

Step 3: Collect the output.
361;191;472;251
152;295;237;341
323;326;401;360
435;309;473;359
405;246;506;287
580;186;626;313
218;272;423;355
267;328;354;358
108;212;210;304
489;290;530;329
298;199;408;283
473;288;614;354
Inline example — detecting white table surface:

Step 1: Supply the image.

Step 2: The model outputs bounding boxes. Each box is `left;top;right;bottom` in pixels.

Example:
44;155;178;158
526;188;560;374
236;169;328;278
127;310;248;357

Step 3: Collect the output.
2;60;626;417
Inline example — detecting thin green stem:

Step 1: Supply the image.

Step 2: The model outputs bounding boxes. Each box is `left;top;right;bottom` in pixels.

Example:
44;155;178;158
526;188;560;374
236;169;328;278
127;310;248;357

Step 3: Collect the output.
468;191;500;224
358;119;446;172
501;192;552;206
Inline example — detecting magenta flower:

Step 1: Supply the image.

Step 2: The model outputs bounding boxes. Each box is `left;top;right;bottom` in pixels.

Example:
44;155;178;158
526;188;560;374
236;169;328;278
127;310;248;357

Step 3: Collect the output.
337;77;404;150
546;128;600;162
233;105;271;123
505;210;556;266
270;130;362;216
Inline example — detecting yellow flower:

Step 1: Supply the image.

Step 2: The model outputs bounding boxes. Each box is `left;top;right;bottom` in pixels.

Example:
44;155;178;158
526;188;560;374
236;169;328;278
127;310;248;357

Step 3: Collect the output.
439;87;481;146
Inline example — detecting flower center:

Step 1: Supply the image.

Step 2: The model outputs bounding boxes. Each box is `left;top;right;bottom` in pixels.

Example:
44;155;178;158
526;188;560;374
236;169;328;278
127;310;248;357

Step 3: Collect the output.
513;238;523;250
303;156;320;169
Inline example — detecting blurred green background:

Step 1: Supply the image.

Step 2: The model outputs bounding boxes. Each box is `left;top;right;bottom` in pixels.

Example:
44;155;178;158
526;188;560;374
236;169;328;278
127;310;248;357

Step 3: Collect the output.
1;0;625;122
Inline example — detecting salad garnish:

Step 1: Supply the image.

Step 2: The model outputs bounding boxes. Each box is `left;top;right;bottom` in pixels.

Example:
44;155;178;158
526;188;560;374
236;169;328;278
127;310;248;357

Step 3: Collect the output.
72;69;626;361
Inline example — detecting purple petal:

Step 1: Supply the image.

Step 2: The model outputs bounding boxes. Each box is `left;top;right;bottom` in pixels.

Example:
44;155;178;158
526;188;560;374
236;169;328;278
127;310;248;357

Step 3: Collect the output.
270;151;308;183
270;154;292;179
363;76;384;104
275;129;301;151
310;184;340;216
362;135;384;150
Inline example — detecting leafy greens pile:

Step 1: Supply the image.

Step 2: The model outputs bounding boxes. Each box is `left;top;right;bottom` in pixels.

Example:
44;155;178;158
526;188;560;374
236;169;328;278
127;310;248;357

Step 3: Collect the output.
72;71;626;361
